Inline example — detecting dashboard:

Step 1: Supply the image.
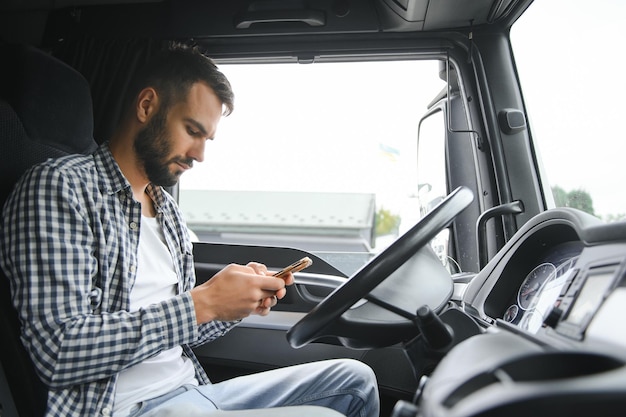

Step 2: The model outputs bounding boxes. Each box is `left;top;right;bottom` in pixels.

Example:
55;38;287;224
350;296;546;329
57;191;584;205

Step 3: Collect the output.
417;208;626;417
464;208;626;343
500;242;581;333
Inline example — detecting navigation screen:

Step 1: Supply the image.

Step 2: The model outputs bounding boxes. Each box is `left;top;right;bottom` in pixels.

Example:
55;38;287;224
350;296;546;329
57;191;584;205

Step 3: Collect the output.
566;270;614;326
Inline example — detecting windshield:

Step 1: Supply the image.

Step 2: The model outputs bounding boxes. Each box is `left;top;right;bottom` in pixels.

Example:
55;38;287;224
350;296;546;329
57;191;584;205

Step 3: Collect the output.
511;0;626;221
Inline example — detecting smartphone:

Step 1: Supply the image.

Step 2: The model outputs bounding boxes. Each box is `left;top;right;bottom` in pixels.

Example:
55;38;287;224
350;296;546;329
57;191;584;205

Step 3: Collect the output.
273;256;313;278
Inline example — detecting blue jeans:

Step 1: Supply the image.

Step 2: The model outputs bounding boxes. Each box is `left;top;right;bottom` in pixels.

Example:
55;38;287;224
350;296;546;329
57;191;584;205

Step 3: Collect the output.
129;359;379;417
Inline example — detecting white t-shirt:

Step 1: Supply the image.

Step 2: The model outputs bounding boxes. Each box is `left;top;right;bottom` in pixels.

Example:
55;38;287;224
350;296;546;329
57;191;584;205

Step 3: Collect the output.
114;215;198;416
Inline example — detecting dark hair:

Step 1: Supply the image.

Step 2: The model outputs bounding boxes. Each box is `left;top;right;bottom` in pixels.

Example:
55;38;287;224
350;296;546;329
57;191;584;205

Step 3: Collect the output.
124;43;234;117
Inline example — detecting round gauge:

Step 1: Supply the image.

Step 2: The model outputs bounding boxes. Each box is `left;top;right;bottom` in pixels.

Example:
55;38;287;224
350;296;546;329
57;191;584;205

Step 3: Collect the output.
519;310;544;333
517;263;556;310
554;256;578;279
503;304;519;322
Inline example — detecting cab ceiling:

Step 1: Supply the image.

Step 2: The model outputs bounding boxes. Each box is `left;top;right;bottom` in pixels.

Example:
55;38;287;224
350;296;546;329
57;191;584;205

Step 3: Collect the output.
0;0;523;46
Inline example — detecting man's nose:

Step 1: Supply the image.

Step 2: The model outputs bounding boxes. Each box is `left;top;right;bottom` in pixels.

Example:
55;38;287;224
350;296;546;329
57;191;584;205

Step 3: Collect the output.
188;140;206;163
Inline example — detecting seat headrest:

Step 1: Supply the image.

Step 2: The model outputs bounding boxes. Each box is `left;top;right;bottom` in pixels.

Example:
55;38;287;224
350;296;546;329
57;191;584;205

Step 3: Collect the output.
0;43;98;203
0;43;97;154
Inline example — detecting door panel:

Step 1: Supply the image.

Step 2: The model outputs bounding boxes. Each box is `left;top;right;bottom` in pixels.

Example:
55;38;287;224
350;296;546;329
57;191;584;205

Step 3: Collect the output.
191;242;419;399
193;242;346;312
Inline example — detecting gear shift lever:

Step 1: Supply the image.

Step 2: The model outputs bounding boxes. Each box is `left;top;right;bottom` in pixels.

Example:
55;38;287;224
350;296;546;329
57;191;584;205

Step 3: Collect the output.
414;305;454;350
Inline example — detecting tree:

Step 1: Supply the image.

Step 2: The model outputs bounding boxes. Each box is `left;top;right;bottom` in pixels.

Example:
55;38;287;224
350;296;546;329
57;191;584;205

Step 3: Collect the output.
551;186;595;216
551;185;568;207
375;207;401;237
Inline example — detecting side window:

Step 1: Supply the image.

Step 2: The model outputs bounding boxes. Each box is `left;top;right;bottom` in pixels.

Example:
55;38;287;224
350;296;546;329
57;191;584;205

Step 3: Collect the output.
179;60;445;274
511;0;626;221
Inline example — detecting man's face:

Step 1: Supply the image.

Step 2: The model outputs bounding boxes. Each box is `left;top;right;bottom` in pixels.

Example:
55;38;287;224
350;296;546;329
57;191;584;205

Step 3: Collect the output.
134;82;223;187
134;105;181;187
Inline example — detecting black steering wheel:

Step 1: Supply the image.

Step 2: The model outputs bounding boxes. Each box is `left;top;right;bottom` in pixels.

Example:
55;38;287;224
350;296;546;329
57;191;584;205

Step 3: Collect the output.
287;186;474;349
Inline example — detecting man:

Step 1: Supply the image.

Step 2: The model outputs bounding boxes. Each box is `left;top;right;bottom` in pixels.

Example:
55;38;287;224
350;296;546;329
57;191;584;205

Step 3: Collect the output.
0;44;379;417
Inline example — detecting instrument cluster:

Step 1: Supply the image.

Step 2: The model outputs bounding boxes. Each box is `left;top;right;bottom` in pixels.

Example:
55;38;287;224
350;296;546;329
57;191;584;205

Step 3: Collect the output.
502;244;582;333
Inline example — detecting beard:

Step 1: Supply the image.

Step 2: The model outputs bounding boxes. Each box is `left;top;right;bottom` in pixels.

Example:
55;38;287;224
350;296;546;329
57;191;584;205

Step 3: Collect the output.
134;107;194;187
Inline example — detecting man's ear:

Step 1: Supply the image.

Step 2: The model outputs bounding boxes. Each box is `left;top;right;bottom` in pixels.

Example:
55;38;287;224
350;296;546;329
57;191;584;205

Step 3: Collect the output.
136;87;159;123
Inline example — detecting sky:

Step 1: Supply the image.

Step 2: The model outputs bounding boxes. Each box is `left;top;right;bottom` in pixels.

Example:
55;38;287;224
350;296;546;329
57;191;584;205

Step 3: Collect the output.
182;60;443;202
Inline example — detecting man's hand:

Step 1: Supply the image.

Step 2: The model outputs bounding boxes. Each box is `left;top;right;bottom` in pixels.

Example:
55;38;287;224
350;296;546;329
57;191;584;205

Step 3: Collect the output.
246;262;294;316
190;262;294;324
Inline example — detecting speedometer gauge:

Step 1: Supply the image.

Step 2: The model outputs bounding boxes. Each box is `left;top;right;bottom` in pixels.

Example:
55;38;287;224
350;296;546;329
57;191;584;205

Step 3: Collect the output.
503;304;519;322
517;263;556;310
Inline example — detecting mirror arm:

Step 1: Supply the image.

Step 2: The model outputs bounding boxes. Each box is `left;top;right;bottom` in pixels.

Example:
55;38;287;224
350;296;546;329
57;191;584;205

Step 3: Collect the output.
476;200;525;269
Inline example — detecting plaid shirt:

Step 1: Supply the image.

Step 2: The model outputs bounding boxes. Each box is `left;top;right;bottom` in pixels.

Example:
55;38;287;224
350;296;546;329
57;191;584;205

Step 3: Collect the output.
0;143;237;417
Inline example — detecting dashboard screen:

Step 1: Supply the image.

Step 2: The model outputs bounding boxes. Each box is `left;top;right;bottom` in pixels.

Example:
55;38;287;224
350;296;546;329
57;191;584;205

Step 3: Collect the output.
566;270;615;326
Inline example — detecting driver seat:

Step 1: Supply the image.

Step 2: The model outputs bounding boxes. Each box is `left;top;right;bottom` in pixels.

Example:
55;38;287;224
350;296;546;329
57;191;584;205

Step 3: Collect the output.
0;42;99;417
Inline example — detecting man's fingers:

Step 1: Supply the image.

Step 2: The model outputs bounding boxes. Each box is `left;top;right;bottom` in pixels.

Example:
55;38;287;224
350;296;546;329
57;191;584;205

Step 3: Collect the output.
247;262;268;275
259;295;278;308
